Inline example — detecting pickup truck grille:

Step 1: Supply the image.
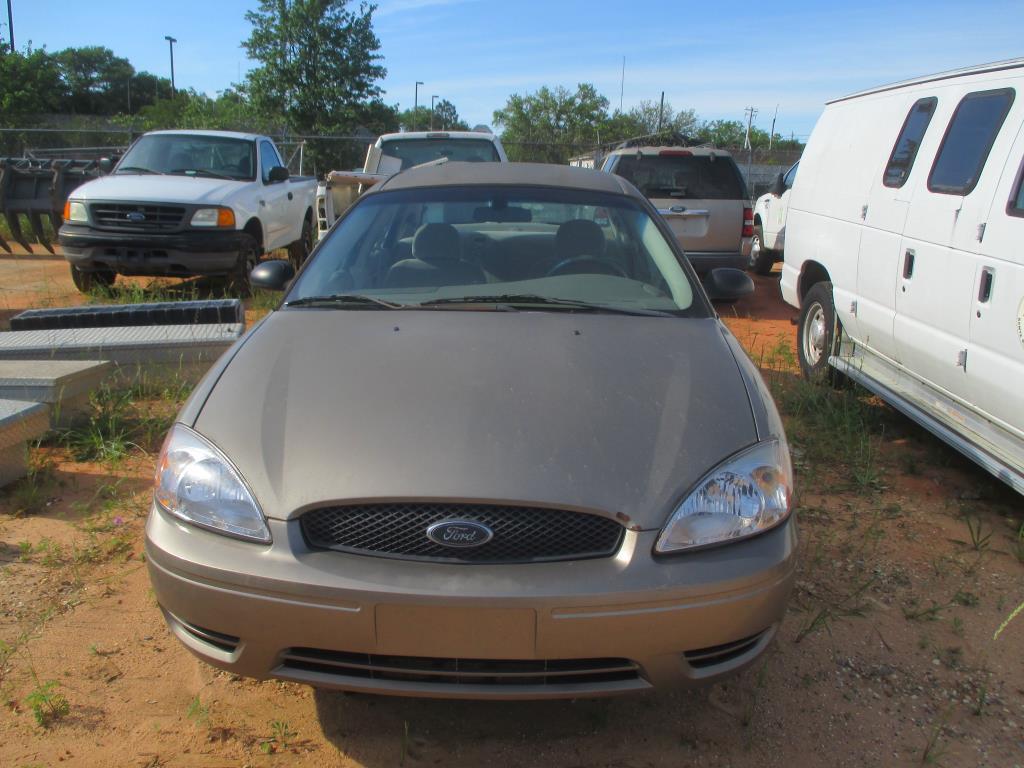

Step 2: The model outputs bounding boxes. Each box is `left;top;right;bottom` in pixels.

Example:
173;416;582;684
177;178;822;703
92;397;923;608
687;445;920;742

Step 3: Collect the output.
90;203;186;231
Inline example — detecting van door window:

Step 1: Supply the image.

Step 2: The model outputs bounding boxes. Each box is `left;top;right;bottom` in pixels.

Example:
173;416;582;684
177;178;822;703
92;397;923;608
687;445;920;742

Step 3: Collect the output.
883;98;937;188
1008;158;1024;218
928;88;1015;195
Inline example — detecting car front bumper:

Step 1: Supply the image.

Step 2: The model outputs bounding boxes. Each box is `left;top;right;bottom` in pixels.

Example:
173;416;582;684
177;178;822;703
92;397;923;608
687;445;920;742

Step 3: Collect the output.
59;224;246;277
146;505;796;700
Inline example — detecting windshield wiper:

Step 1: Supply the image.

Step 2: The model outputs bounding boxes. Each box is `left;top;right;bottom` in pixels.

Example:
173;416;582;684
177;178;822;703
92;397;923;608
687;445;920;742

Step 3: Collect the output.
170;168;234;180
286;294;404;309
116;166;163;175
417;294;674;317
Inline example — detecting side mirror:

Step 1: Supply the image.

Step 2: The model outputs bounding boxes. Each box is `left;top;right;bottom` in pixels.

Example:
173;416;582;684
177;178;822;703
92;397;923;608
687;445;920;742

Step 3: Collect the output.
268;165;290;183
769;172;785;197
250;259;295;291
98;157;113;173
703;268;755;302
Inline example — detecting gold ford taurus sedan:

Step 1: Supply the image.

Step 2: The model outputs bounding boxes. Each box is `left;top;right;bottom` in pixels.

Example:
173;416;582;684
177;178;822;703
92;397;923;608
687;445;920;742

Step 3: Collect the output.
146;162;796;699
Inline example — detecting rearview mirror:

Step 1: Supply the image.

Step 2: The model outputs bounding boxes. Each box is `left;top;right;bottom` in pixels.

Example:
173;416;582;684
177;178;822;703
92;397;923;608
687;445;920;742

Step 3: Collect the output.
703;268;755;302
250;259;295;291
268;166;290;183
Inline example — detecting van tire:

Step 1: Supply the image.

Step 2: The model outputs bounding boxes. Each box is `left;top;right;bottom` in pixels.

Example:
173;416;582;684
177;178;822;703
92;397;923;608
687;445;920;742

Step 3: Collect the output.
70;265;116;294
749;226;775;275
798;281;842;384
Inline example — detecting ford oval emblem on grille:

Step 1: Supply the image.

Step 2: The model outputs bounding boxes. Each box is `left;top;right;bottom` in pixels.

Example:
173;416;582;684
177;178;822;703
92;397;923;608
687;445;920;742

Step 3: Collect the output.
426;520;493;548
126;212;146;222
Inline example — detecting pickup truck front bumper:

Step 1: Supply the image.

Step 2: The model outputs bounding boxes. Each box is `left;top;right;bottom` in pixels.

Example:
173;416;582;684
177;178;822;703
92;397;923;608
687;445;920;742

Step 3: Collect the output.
59;224;246;277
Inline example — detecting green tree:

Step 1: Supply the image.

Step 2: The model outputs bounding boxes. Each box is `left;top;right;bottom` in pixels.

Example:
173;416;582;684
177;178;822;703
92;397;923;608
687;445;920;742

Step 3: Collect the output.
434;99;468;131
56;46;135;114
493;83;609;163
242;0;386;134
397;105;432;132
0;46;63;123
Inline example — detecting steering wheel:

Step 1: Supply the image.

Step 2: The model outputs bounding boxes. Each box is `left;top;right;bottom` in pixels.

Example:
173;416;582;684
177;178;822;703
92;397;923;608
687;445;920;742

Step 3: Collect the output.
546;256;627;278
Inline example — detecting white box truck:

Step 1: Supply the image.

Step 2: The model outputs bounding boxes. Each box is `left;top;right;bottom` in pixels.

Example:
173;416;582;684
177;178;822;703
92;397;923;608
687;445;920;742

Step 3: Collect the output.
781;58;1024;494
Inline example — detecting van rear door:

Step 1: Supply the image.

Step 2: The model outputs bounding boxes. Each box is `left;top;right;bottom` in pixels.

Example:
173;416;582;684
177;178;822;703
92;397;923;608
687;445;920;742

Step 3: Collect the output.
610;152;745;258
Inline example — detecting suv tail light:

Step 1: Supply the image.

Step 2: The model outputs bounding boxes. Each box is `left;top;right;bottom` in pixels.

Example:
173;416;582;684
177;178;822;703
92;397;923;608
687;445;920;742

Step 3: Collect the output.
742;206;754;238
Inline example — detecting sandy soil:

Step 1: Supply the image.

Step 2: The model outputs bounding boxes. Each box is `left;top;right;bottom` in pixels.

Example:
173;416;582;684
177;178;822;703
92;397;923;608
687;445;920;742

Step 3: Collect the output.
1;266;1022;767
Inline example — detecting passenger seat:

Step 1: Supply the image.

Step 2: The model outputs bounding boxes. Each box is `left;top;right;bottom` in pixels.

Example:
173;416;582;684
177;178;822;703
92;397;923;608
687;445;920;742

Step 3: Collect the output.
385;223;486;289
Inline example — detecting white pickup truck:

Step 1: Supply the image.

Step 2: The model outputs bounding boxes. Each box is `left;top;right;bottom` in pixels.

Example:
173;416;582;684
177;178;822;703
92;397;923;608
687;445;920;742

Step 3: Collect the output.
749;160;799;275
316;130;507;240
59;130;317;292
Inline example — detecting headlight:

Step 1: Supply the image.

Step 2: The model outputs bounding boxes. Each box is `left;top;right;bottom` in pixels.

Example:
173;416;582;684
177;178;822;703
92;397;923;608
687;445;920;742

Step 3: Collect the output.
655;440;792;553
154;424;270;543
190;207;235;227
63;200;88;223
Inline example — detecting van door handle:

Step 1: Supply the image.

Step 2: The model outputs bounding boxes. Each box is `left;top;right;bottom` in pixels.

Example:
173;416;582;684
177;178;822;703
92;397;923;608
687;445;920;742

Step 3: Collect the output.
978;267;994;302
902;248;915;279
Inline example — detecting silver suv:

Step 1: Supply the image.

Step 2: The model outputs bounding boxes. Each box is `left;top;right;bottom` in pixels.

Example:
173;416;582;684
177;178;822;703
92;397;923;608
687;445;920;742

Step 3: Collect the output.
601;145;752;273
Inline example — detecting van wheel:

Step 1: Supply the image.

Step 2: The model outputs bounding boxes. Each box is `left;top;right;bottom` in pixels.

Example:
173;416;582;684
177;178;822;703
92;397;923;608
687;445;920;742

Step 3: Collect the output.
749;226;775;275
70;265;116;293
798;281;842;384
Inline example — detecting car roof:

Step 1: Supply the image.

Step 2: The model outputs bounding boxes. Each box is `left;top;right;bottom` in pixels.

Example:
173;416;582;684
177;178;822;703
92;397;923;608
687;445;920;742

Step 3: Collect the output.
373;161;641;197
146;129;263;142
606;146;733;158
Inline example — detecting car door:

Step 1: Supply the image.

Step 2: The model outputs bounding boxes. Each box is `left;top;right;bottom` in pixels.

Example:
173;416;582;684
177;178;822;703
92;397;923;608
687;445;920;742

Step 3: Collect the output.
894;87;1016;401
259;140;290;249
856;97;939;363
767;161;799;251
964;112;1024;436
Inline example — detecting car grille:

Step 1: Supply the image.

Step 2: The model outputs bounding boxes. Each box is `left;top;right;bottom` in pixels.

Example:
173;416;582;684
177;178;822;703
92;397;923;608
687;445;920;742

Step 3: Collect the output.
300;502;625;563
278;647;640;687
90;202;186;231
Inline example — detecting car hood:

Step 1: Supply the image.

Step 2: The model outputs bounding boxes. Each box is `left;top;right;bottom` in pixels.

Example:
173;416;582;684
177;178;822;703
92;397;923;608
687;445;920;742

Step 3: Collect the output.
193;310;757;530
70;174;246;206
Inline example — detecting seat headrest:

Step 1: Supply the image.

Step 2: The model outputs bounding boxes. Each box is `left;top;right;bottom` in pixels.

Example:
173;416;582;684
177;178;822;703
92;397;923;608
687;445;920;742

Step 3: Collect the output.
556;219;605;259
412;223;461;263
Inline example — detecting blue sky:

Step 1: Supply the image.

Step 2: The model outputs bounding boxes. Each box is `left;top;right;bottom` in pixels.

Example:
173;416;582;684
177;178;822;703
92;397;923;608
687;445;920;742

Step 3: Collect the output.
6;0;1023;139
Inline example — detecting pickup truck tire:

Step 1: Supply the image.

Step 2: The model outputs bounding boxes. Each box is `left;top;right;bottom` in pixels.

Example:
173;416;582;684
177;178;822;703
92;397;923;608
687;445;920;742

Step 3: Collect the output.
749;226;775;275
798;281;845;386
288;216;313;269
227;235;260;298
70;265;116;294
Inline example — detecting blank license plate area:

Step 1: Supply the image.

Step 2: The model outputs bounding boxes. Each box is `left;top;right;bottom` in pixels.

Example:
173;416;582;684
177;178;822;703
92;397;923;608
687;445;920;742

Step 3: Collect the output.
376;604;536;659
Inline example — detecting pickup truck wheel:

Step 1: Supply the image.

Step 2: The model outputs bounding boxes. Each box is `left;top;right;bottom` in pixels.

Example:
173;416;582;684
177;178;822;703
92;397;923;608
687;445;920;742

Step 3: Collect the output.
749;226;775;275
288;217;313;269
69;265;116;294
798;281;843;385
228;236;260;298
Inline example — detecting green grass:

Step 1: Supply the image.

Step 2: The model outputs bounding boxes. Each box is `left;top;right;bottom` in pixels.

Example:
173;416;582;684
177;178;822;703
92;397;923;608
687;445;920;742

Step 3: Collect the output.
25;679;69;728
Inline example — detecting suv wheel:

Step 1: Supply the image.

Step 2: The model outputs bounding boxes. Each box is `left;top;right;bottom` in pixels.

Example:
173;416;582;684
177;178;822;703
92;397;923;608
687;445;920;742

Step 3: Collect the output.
749;226;775;275
70;265;116;294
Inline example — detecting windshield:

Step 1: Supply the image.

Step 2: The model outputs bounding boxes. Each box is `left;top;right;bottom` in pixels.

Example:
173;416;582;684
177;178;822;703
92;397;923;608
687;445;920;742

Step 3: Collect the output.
379;138;501;170
115;134;256;180
611;154;746;200
288;186;699;314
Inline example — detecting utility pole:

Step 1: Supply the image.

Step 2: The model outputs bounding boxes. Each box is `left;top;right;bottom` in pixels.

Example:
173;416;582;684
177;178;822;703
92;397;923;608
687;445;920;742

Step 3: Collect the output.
619;56;625;113
6;0;14;53
769;103;778;151
657;91;665;133
743;106;758;184
431;95;438;130
164;36;177;96
414;81;424;131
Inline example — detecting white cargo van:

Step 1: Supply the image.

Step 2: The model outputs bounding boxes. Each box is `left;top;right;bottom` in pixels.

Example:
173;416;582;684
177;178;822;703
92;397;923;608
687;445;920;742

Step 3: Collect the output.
781;58;1024;494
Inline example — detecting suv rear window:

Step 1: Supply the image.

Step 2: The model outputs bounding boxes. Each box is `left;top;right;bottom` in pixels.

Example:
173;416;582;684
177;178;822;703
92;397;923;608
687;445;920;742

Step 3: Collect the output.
380;138;500;170
610;154;746;200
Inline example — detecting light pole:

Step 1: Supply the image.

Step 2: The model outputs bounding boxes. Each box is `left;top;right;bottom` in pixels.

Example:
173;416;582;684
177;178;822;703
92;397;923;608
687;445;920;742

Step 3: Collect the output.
413;81;424;131
430;95;438;130
164;36;177;96
6;0;14;53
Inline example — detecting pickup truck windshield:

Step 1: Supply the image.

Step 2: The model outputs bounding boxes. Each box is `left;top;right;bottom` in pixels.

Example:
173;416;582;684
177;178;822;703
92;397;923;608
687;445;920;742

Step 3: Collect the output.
288;186;699;315
379;138;501;170
116;135;257;181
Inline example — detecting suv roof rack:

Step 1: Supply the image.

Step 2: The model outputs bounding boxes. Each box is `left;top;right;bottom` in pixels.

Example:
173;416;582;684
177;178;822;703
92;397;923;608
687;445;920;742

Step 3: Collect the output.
612;131;712;150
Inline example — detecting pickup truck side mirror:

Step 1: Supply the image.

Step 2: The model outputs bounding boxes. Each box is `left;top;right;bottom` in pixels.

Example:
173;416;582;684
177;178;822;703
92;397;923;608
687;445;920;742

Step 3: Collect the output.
703;268;755;303
250;259;295;291
98;157;113;173
769;172;785;197
268;166;290;183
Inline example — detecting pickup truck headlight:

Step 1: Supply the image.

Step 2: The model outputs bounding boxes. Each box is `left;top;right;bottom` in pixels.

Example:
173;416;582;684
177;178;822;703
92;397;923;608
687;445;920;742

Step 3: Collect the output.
191;207;236;228
655;440;792;553
63;200;88;223
154;424;270;543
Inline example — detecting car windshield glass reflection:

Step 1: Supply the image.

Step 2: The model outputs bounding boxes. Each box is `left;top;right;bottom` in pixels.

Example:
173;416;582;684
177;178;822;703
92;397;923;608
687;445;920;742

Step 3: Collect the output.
287;186;698;315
